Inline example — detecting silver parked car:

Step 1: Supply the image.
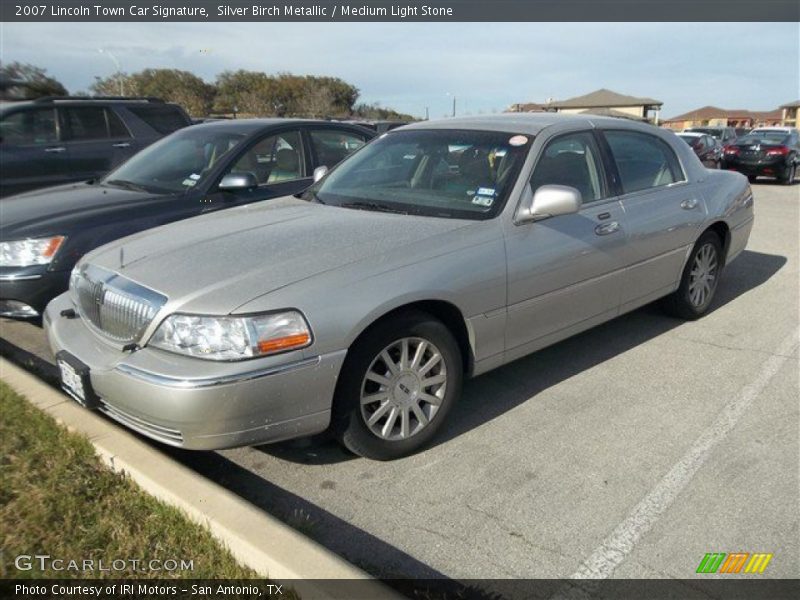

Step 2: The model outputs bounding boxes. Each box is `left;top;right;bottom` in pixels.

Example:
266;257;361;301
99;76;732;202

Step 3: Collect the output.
44;114;754;460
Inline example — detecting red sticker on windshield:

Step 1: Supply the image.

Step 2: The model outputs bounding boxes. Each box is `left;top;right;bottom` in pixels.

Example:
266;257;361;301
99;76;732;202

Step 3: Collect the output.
509;135;528;146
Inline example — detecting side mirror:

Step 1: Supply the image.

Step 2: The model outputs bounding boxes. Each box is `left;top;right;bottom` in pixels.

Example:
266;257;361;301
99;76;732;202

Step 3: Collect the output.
218;172;258;192
516;184;581;223
313;165;328;183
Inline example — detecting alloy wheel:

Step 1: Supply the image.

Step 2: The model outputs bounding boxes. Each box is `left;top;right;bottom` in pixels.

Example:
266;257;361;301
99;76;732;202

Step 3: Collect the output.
688;243;718;308
360;337;447;441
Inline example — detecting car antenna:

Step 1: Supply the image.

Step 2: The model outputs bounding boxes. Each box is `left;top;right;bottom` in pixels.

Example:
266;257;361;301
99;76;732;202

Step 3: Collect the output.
120;247;125;269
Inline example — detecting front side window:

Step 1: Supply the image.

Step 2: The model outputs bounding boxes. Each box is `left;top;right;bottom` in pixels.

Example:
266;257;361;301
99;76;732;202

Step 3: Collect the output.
102;126;245;193
530;132;605;203
304;129;530;220
0;109;57;145
228;130;304;185
604;130;684;194
310;129;366;167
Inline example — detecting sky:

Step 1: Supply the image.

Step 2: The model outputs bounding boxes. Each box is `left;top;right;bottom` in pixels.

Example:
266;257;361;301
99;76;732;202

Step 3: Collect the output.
1;22;798;119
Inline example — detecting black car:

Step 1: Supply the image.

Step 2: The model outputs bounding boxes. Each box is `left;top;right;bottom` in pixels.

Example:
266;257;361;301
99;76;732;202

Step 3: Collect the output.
0;119;374;318
685;125;738;146
722;127;799;184
677;132;722;168
0;96;192;197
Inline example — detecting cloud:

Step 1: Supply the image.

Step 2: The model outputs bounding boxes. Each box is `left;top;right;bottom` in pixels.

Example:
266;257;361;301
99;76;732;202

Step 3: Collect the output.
2;22;797;117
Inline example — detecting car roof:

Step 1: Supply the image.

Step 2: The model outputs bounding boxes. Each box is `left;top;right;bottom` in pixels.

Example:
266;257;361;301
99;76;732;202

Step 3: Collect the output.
188;118;375;135
678;131;704;137
400;112;653;135
750;126;793;132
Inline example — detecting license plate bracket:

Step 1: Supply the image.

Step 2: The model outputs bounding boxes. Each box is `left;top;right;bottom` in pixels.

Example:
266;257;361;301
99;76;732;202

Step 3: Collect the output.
56;350;99;409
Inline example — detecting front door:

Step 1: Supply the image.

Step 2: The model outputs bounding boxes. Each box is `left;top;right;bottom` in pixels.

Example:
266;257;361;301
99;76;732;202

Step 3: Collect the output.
204;128;311;210
504;130;629;359
0;107;67;195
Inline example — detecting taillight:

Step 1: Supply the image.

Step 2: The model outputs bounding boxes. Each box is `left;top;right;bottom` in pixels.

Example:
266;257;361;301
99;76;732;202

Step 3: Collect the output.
765;146;789;156
724;145;740;155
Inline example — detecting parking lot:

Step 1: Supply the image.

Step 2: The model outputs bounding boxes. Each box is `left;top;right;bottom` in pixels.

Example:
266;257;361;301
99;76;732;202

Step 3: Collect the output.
1;181;798;587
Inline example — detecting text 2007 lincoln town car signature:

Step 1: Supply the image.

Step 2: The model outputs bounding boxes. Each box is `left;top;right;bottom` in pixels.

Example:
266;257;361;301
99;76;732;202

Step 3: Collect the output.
45;114;754;460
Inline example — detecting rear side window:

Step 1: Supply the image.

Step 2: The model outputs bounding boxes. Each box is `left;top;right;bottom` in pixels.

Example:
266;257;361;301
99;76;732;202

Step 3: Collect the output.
0;109;57;145
309;129;366;167
127;105;189;135
62;107;111;141
604;130;685;194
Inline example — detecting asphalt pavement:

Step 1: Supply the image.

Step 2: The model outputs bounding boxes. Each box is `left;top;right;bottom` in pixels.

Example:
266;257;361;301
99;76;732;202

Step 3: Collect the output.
2;180;798;589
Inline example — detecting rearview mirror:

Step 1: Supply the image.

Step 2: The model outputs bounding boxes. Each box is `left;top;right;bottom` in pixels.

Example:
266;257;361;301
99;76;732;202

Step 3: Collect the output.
218;172;258;192
516;184;581;223
313;165;328;183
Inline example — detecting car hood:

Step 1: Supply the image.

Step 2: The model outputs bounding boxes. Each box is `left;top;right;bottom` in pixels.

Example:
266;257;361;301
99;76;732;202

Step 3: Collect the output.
85;197;476;314
0;182;166;239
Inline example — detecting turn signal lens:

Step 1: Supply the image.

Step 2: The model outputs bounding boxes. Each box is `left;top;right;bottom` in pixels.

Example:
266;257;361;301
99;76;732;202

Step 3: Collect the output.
257;332;312;354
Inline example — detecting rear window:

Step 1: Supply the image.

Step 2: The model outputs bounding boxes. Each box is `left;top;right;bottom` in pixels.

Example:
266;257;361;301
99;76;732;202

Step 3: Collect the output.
127;105;190;135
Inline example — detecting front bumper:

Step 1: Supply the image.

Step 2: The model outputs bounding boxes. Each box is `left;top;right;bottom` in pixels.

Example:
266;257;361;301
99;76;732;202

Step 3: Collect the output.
44;293;346;450
0;268;69;318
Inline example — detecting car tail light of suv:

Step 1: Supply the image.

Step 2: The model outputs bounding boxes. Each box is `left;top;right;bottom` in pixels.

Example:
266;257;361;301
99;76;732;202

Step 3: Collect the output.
765;146;790;157
724;145;740;155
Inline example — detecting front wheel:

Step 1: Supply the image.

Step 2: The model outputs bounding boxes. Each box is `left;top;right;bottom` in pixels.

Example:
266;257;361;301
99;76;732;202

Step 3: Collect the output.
662;232;722;320
332;311;463;460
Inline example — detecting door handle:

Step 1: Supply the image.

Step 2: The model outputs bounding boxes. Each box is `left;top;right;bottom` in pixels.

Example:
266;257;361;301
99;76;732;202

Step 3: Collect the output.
112;142;131;148
594;221;620;236
44;146;65;153
680;198;699;210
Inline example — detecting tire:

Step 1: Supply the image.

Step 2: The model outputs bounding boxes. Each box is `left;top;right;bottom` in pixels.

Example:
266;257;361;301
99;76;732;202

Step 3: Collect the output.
780;162;796;185
662;231;723;320
331;311;463;460
747;175;758;184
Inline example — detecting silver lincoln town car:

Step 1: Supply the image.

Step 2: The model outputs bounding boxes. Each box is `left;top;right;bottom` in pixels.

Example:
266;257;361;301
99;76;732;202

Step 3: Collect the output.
44;114;754;460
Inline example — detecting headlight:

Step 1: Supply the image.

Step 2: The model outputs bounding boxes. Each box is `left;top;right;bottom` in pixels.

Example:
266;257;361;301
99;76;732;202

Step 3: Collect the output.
0;236;65;267
150;310;312;361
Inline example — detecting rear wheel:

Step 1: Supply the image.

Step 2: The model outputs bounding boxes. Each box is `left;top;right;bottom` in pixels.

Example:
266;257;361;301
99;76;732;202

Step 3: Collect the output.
662;231;722;320
780;162;796;185
332;311;462;460
747;174;758;184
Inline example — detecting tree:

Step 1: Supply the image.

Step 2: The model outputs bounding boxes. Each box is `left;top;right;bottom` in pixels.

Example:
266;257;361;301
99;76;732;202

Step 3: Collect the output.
91;69;216;116
0;62;67;99
353;102;415;121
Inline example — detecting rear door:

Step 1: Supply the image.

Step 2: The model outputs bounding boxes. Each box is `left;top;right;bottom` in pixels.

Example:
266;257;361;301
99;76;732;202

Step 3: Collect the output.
59;106;137;181
599;129;704;312
0;107;68;195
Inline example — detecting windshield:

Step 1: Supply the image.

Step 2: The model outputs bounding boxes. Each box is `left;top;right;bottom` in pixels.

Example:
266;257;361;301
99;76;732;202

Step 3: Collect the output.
677;135;700;146
302;129;530;219
102;126;246;193
737;132;789;146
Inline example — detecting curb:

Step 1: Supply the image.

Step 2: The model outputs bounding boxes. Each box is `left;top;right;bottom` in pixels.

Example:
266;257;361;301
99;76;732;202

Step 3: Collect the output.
0;357;402;600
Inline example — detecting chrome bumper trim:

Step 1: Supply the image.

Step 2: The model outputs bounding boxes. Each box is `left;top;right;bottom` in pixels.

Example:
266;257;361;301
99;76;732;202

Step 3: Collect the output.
114;355;322;389
0;274;42;281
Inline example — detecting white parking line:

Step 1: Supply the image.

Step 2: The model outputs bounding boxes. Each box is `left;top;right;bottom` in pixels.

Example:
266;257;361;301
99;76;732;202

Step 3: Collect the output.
553;326;799;598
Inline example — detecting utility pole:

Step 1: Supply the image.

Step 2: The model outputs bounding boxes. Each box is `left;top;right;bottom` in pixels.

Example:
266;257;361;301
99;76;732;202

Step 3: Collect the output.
98;48;124;96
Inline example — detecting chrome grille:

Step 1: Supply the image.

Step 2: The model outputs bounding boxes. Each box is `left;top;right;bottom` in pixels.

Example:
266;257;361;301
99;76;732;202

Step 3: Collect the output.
71;264;167;344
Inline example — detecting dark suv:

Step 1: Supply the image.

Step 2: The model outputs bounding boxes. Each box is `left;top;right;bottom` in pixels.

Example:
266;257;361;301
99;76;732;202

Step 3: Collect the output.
0;96;192;197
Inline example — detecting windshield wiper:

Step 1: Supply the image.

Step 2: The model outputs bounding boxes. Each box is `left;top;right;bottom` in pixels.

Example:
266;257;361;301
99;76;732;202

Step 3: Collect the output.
105;179;151;193
341;201;407;214
299;190;325;205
